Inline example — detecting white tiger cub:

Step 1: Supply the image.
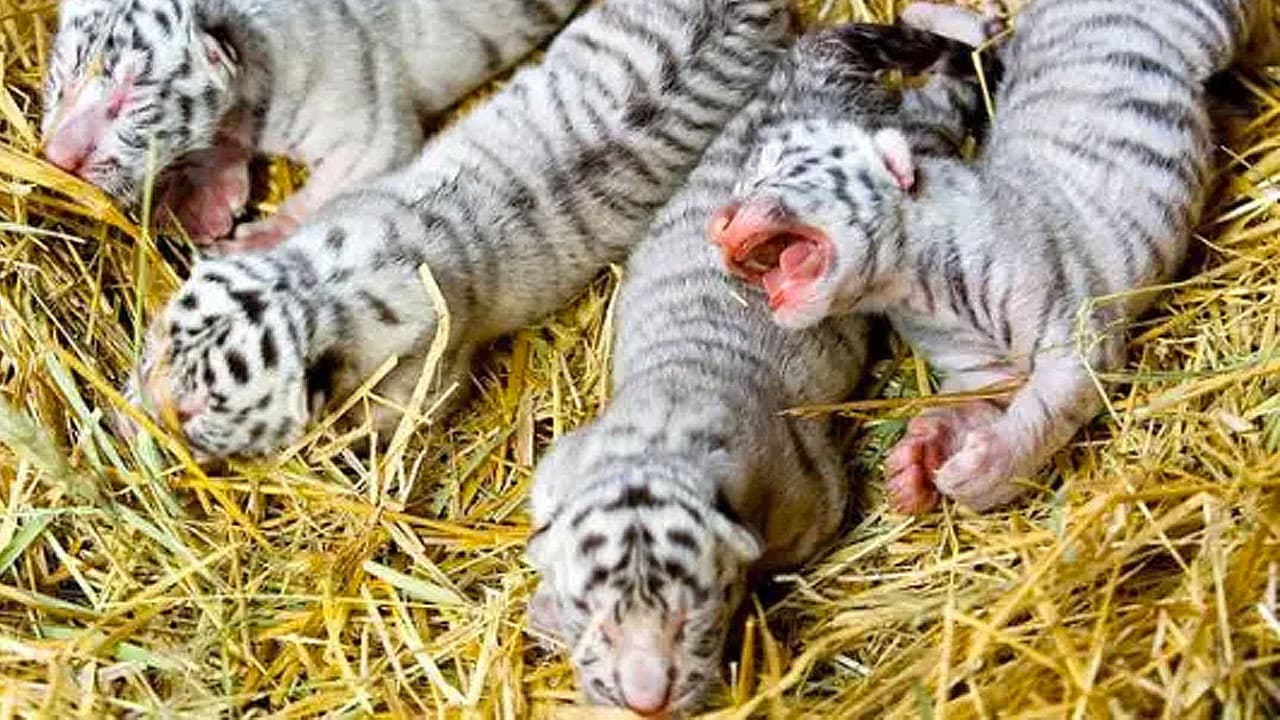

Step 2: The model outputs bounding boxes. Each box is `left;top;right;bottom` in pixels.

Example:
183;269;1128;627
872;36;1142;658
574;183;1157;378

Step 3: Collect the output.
120;0;793;459
527;24;996;714
712;0;1277;513
42;0;582;248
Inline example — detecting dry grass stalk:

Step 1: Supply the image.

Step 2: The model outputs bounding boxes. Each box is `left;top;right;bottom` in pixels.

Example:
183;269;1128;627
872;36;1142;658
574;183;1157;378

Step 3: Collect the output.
0;0;1278;717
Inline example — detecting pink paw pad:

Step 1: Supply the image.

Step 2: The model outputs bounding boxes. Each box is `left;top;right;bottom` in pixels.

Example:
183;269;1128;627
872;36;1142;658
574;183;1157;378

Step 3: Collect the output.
159;155;250;243
884;414;957;515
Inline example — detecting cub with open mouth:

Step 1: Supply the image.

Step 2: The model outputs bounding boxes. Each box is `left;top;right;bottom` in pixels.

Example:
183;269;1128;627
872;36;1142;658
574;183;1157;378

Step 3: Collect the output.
712;0;1275;513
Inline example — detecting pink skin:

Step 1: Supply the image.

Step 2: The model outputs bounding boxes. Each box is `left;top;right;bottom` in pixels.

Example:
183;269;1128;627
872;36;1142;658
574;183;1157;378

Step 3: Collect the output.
43;106;104;174
160;118;305;254
43;37;300;252
885;415;950;514
708;200;833;314
47;92;291;253
158;143;252;243
45;30;374;254
148;110;259;248
41;69;252;247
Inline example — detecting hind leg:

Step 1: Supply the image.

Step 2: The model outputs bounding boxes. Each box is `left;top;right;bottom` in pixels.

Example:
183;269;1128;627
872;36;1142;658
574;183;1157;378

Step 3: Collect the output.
930;349;1103;511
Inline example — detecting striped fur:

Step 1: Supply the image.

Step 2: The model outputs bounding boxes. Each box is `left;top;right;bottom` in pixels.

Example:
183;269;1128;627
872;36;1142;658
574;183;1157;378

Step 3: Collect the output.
715;0;1273;512
42;0;581;245
119;0;792;460
527;25;991;714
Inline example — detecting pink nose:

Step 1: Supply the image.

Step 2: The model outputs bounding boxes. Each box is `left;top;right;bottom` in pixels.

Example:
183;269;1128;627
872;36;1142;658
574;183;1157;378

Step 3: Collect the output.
45;137;96;175
617;654;673;716
44;109;104;174
44;135;94;174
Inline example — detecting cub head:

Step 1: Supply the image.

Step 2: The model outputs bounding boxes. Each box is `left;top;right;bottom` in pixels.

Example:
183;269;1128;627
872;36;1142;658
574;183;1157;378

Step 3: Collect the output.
709;120;917;330
526;429;762;716
43;0;239;203
121;261;310;460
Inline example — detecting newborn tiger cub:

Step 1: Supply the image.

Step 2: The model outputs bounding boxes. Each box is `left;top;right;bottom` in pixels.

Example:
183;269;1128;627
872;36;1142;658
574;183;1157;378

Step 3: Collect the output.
121;0;792;459
526;25;993;715
42;0;581;248
713;0;1277;513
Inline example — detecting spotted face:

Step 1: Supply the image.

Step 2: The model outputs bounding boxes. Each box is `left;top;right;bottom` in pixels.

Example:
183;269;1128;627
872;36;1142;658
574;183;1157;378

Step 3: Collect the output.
43;0;238;203
708;119;916;330
122;263;311;460
527;459;761;716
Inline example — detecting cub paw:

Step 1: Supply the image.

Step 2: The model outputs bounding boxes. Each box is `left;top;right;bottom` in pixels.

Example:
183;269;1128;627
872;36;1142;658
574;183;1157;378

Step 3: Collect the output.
932;426;1023;511
884;414;955;514
884;400;1007;514
158;148;251;244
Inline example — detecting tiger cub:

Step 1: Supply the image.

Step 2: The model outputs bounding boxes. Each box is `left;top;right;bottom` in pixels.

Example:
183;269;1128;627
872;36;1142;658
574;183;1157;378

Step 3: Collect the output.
119;0;792;459
527;24;995;714
42;0;582;247
712;0;1276;513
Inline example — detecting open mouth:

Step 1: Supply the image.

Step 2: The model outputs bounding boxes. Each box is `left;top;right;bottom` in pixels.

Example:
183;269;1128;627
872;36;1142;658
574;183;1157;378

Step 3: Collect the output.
710;205;832;312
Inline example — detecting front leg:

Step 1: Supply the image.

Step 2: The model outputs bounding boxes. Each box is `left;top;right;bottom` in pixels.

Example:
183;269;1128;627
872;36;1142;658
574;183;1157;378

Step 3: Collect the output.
227;120;421;253
930;348;1105;511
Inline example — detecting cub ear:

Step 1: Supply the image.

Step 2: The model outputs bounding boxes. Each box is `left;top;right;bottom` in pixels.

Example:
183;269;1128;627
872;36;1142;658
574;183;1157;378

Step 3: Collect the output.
525;521;557;568
872;128;916;191
198;28;239;89
527;583;564;639
709;490;763;569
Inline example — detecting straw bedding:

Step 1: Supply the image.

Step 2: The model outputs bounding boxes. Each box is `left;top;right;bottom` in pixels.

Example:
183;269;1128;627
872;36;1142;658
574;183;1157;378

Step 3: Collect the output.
1;0;1278;717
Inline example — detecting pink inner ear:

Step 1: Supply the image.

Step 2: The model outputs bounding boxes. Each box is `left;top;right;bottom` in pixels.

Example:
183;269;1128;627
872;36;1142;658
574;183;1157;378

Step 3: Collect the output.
201;32;236;71
875;130;917;191
107;83;131;119
885;154;915;191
